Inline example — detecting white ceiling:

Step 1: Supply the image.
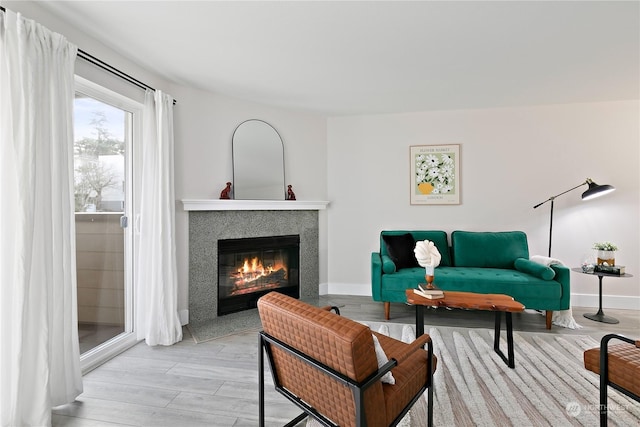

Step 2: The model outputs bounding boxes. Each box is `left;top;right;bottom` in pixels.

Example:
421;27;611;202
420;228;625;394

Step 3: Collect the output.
38;1;639;116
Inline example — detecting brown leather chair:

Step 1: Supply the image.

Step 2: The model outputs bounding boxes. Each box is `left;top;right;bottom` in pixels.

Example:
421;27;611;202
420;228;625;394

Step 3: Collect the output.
584;333;640;426
257;291;436;427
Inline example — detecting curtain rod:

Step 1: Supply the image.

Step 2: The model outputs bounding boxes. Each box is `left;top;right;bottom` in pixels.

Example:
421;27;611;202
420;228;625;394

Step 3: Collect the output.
77;49;177;105
1;5;177;105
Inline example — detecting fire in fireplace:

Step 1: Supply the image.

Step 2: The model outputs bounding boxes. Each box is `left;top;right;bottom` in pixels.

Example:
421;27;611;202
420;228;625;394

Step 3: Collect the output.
218;234;300;316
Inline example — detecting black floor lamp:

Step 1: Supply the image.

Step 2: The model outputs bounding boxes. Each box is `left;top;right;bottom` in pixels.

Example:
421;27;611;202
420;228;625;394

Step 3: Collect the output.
533;178;615;257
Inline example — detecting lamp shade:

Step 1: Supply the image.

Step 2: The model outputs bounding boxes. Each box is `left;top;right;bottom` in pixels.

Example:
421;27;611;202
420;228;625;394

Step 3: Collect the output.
582;179;615;201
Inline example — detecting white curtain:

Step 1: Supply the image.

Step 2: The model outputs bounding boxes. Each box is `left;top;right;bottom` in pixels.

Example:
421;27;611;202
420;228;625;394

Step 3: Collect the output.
136;90;183;346
0;9;83;427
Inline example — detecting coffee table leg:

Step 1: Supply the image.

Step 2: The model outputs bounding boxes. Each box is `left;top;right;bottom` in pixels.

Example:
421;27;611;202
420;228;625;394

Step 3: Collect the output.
506;312;515;368
494;311;516;369
494;311;501;352
415;304;425;337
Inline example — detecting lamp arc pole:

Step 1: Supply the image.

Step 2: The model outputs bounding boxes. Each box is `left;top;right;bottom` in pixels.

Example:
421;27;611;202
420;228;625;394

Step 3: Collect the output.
533;179;615;257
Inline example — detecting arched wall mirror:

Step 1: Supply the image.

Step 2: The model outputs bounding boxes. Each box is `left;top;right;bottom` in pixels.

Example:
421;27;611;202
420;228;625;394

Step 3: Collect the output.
232;119;285;200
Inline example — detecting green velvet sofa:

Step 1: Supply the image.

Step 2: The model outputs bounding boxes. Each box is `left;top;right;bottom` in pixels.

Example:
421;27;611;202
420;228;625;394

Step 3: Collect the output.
371;230;571;329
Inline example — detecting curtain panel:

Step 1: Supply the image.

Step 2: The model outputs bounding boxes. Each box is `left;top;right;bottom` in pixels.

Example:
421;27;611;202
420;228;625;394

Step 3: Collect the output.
0;9;83;426
136;90;183;346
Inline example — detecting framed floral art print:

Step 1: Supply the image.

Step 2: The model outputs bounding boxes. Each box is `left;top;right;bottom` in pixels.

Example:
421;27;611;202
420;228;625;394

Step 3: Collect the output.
410;144;460;205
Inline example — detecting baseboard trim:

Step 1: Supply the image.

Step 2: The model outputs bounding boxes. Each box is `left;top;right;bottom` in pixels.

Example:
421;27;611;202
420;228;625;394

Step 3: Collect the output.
570;293;640;311
324;284;640;310
179;309;189;326
326;282;371;296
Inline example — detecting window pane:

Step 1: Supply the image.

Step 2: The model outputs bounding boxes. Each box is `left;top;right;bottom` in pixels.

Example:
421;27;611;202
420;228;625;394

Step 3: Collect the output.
74;93;128;354
74;94;126;213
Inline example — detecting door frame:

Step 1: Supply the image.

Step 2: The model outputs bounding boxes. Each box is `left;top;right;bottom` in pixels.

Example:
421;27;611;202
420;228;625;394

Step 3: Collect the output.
75;76;142;373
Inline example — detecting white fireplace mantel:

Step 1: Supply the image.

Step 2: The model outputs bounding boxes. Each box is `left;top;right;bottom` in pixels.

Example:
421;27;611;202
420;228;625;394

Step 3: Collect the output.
181;199;330;211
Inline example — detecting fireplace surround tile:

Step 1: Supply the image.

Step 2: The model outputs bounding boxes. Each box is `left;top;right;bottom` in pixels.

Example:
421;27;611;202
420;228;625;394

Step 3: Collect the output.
188;210;319;326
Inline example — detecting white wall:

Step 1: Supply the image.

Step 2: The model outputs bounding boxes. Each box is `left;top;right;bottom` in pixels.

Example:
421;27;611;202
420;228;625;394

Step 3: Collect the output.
327;101;640;310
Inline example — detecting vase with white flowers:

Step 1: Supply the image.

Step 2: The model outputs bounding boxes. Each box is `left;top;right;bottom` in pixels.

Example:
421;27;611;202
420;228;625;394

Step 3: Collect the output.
593;242;618;266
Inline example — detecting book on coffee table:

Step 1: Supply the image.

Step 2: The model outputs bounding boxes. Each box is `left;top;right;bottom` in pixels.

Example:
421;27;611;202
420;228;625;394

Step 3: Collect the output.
413;285;444;299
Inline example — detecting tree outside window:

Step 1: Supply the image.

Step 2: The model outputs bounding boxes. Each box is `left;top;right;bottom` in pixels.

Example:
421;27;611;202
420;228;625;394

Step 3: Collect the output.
74;98;125;212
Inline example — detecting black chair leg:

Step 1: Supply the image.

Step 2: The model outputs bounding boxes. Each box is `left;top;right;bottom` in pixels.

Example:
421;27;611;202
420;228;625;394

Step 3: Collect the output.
427;380;434;427
259;334;265;427
599;339;609;427
427;343;434;427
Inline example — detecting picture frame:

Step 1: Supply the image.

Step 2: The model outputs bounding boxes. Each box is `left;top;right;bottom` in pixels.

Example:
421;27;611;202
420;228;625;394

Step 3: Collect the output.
410;144;460;205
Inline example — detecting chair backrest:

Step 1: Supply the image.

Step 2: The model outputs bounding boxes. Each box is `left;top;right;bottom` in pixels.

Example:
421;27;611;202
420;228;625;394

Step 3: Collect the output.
258;291;387;427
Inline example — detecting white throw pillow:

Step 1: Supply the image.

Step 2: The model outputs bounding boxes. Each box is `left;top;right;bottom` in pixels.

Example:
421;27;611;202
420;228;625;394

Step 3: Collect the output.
372;334;395;384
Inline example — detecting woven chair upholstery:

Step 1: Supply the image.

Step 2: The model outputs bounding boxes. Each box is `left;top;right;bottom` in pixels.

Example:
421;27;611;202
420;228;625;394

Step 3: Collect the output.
258;291;435;427
584;333;640;426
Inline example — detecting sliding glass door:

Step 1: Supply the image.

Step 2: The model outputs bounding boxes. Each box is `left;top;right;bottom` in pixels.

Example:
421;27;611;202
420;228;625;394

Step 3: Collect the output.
74;77;140;372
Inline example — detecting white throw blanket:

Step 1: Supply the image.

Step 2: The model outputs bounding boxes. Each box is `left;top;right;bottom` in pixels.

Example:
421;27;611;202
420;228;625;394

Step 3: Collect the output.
529;255;565;267
529;255;582;329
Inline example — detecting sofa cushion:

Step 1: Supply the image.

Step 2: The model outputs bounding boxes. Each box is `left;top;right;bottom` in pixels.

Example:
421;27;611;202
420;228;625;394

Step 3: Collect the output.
433;267;561;298
451;231;529;268
381;231;451;267
382;233;419;269
380;266;561;300
514;258;556;280
381;255;397;274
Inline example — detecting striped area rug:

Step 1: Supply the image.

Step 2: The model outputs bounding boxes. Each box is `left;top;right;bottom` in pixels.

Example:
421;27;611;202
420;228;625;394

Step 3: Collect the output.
362;323;640;427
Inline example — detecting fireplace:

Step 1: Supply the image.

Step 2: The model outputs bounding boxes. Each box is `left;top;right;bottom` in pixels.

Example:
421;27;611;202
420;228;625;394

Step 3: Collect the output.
217;234;300;316
187;208;322;327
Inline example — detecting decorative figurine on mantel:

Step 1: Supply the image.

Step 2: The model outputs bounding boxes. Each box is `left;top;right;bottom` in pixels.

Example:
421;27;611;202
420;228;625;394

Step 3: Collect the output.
219;182;232;199
286;184;296;201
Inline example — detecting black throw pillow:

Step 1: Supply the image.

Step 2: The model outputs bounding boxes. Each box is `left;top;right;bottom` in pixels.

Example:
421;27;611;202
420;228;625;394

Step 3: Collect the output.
382;233;419;269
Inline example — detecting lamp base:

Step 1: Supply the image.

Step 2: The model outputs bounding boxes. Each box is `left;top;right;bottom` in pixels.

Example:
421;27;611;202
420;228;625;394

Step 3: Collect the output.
583;312;619;324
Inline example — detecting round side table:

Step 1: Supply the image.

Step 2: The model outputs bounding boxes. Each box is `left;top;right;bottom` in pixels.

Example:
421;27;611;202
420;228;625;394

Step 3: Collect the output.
571;267;633;324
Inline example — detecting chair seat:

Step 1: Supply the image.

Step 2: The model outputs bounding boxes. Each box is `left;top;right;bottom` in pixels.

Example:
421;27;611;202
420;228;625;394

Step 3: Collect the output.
374;332;438;424
584;343;640;397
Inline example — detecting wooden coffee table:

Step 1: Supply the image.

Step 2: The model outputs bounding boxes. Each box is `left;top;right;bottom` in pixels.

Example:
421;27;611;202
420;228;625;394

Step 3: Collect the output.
405;289;525;368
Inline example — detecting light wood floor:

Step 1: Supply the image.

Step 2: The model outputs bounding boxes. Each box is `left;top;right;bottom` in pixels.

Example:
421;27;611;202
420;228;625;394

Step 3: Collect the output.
53;295;640;426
